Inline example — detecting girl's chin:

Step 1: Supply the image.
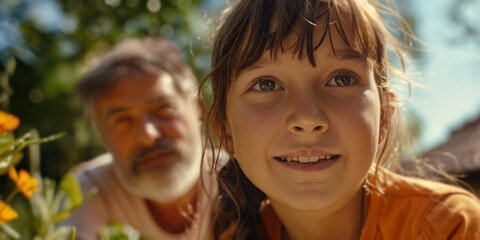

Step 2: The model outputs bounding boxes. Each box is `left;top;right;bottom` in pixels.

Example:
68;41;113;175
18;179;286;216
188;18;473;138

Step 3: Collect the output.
269;194;338;212
268;185;364;213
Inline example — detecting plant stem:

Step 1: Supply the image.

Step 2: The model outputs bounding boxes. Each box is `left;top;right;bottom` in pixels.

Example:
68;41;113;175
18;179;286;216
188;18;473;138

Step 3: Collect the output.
5;188;19;203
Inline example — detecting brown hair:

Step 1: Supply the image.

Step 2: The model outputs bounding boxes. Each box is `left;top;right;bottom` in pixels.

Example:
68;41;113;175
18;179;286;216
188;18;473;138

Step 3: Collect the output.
201;0;410;239
77;37;198;113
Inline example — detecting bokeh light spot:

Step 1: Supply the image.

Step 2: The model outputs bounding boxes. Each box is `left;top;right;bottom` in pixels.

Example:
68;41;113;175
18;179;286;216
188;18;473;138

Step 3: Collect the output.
147;0;161;12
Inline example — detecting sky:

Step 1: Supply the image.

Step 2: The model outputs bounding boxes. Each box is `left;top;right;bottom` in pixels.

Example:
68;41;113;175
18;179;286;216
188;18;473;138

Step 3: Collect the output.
405;0;480;151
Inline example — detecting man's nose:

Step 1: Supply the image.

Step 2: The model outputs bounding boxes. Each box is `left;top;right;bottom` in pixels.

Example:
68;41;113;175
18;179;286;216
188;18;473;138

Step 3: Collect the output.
286;94;329;135
138;118;162;146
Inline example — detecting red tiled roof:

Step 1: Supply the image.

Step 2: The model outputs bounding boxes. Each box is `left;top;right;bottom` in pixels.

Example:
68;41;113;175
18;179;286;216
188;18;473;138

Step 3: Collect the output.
423;114;480;173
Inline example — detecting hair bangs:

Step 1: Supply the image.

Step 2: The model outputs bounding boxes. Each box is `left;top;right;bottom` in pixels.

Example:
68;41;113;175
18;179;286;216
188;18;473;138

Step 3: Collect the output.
229;0;387;77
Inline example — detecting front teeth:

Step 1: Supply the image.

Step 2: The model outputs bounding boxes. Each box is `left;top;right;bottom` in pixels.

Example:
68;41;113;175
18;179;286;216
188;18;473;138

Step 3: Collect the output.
275;155;337;163
299;156;309;163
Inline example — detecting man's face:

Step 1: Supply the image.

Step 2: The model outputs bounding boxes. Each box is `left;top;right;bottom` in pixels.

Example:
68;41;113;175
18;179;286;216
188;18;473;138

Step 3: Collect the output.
92;73;202;203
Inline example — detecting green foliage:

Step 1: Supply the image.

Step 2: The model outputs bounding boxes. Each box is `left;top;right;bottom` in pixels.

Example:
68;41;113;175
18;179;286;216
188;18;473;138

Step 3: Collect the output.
0;58;16;109
3;173;93;240
0;121;82;240
0;112;82;239
57;173;83;208
99;222;146;240
0;132;65;175
0;132;23;176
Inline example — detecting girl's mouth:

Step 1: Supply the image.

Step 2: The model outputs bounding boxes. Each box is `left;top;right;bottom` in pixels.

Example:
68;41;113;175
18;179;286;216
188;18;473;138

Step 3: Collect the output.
274;155;340;163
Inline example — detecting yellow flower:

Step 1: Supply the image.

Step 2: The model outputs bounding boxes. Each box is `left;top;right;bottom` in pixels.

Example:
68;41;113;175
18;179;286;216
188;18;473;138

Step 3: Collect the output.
0;200;18;224
0;111;19;134
8;167;39;199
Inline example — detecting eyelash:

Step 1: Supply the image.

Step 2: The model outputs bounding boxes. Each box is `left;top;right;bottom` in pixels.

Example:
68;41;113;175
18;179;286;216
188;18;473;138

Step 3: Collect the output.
156;106;176;119
250;76;282;92
326;70;358;87
114;117;132;128
248;70;359;92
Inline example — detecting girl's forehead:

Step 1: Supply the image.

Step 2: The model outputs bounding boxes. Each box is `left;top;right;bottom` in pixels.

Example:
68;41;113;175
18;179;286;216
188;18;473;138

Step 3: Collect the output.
241;22;362;71
244;46;365;73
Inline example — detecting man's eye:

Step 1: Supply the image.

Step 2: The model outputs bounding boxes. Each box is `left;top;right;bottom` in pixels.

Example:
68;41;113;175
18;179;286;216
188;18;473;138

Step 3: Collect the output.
156;107;177;119
252;78;281;92
114;117;132;128
327;73;356;86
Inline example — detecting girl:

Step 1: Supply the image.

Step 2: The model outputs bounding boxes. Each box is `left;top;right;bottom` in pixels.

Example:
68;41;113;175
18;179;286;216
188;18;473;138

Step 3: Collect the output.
202;0;480;239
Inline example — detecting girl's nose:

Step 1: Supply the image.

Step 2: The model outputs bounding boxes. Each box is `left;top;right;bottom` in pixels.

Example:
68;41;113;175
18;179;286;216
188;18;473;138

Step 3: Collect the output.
287;95;329;135
138;118;162;146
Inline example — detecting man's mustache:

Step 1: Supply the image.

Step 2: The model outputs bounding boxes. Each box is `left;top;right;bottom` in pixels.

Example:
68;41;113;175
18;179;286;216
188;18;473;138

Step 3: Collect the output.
131;141;176;171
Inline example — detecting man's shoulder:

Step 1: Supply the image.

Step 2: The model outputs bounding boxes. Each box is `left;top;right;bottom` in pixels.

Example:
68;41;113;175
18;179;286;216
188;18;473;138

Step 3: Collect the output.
62;154;117;238
72;153;119;193
73;153;114;176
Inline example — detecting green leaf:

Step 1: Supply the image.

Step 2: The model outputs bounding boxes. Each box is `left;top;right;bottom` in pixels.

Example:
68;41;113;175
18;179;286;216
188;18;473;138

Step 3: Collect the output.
52;186;97;224
0;151;23;175
51;191;66;218
70;227;76;240
47;225;73;240
58;173;83;207
0;223;21;239
0;141;27;160
25;132;66;146
52;211;72;224
0;131;65;176
100;221;143;240
6;57;16;76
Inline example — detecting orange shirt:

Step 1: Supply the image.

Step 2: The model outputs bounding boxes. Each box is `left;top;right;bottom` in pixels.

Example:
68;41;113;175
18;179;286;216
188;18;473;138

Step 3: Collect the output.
259;170;480;239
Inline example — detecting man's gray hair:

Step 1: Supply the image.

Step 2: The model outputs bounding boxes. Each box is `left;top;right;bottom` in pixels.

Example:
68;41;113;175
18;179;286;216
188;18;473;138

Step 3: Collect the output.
77;38;198;107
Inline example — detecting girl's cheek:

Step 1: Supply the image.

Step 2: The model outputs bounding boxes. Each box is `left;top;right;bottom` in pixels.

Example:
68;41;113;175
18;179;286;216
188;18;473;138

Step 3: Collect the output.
228;100;281;143
238;101;283;127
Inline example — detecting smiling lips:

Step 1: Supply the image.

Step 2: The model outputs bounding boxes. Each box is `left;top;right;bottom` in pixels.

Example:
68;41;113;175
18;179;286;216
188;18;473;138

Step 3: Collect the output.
273;152;340;172
274;155;340;163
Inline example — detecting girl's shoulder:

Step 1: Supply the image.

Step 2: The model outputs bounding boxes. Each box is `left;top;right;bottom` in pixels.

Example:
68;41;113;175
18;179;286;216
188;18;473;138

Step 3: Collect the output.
362;169;480;239
372;168;474;195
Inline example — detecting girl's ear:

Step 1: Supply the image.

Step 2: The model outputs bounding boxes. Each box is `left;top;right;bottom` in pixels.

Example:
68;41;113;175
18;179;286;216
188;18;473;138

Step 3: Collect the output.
379;91;396;144
215;121;235;156
223;122;235;156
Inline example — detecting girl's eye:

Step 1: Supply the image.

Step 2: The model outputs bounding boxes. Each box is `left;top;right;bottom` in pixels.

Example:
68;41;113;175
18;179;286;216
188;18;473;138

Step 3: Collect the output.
252;78;281;92
327;73;356;87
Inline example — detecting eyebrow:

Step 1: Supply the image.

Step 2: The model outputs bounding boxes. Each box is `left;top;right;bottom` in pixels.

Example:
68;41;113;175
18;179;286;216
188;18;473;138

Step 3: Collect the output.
244;48;366;72
327;48;366;61
245;57;274;72
105;94;175;118
145;94;175;104
106;106;130;118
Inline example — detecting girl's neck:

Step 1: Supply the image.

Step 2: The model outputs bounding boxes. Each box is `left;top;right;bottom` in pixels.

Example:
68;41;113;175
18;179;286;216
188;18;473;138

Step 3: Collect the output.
273;187;368;240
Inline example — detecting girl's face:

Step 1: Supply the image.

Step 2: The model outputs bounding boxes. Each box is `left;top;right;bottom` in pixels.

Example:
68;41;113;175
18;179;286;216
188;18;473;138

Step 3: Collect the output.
224;26;384;211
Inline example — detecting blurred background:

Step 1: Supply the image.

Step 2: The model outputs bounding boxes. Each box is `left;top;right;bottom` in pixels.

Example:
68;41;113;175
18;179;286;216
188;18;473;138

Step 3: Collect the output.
0;0;222;181
0;0;479;192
